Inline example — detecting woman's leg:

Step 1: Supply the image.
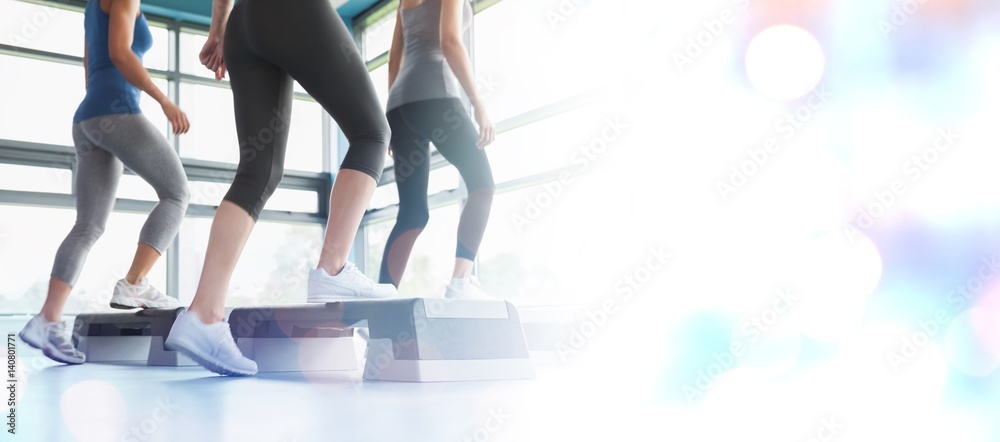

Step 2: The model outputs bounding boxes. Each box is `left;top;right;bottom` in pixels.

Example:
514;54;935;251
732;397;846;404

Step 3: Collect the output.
378;109;432;287
93;114;191;308
23;123;121;364
162;0;286;376
186;37;294;323
249;0;389;277
45;123;124;320
401;99;496;280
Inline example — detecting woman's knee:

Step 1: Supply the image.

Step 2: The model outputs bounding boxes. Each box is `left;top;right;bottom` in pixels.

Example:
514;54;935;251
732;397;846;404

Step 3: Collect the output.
341;116;391;181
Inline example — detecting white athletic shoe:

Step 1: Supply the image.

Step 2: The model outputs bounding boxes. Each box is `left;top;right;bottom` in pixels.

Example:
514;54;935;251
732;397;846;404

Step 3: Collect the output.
109;277;180;310
444;275;492;300
18;314;86;365
164;310;257;377
307;262;397;302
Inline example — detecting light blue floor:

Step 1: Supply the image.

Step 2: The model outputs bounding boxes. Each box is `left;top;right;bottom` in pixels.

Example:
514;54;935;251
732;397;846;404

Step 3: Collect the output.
3;315;654;442
8;306;1000;442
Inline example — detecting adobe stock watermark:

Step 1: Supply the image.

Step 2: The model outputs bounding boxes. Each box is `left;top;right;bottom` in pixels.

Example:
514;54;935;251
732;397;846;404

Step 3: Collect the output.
844;127;961;243
672;0;751;73
556;245;670;361
878;0;930;39
887;253;1000;373
352;298;450;394
458;407;511;442
118;397;178;442
545;0;588;30
238;107;291;168
682;288;797;404
50;95;140;186
4;0;70;46
510;116;627;233
716;86;834;202
806;416;844;442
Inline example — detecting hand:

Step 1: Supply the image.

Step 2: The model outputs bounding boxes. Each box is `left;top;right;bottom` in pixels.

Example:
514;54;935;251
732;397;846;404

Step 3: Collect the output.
161;101;190;135
200;34;227;81
472;103;495;149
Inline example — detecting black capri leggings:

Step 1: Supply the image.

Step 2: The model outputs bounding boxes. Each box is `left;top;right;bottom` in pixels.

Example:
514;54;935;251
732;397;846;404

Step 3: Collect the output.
379;98;495;287
222;0;389;220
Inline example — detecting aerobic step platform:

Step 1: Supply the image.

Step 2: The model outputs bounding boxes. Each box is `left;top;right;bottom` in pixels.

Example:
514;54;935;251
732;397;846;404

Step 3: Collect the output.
73;308;195;366
228;298;536;382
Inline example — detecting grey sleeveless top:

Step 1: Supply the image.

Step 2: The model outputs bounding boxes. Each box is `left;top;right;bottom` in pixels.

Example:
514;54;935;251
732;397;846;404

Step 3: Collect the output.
385;0;473;111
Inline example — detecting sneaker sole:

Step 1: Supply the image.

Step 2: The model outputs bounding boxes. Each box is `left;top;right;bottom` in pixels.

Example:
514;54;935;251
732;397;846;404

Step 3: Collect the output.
41;346;84;365
165;336;257;377
306;295;394;303
109;296;178;310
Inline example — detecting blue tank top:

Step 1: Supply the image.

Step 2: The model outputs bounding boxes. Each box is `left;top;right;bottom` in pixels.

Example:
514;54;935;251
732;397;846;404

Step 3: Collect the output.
73;0;153;123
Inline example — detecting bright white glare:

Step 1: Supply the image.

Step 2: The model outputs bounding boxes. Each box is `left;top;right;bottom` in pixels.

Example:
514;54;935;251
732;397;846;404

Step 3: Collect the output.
745;25;826;100
60;380;127;442
788;231;883;341
733;321;803;377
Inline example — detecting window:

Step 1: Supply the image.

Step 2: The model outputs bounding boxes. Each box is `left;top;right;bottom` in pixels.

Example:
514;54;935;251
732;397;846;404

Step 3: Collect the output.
178;32;213;78
361;5;397;60
370;64;391;112
0;55;86;146
0;205;168;314
178;83;238;163
369;183;399;210
144;24;171;72
177;219;323;306
473;0;617;121
140;78;171;137
0;1;330;314
486;101;612;184
0;0;84;56
476;168;633;305
364;203;461;296
115;174;159;201
178;83;324;172
0;164;72;194
284;99;325;173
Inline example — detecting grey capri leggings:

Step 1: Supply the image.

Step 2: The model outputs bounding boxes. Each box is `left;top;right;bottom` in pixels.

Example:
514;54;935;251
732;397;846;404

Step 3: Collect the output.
53;114;190;286
222;0;389;220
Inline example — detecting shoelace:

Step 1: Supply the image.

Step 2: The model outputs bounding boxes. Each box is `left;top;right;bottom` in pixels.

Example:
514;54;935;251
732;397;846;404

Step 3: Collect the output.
342;262;360;275
212;323;242;354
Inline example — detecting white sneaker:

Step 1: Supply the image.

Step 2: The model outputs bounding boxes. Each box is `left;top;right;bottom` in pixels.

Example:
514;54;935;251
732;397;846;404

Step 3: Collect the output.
110;277;180;310
307;262;397;302
18;314;86;365
444;275;492;300
164;309;257;376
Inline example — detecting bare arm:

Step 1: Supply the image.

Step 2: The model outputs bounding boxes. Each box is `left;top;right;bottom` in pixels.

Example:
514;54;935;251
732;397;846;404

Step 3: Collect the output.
387;6;404;91
439;0;482;108
208;0;234;36
201;0;234;80
440;0;494;147
107;0;167;104
107;0;189;133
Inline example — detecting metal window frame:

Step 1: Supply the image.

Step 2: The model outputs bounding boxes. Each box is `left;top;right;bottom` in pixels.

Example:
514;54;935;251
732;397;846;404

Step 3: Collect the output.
0;0;336;309
350;0;611;281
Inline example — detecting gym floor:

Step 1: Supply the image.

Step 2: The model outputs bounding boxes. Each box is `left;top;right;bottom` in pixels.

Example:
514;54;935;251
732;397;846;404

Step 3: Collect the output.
4;315;661;442
7;306;1000;441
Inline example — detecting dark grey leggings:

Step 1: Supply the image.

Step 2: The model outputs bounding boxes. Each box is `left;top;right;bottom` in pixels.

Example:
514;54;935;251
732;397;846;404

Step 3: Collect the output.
53;114;190;286
222;0;389;220
379;98;495;287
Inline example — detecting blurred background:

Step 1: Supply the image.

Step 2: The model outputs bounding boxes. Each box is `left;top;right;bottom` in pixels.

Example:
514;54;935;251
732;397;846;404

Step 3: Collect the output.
3;0;1000;440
